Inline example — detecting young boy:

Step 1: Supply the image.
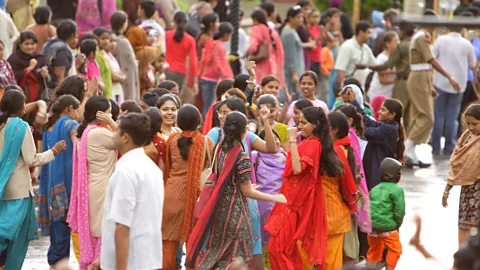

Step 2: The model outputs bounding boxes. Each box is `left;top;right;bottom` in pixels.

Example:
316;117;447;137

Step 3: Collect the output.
367;157;405;270
152;54;167;86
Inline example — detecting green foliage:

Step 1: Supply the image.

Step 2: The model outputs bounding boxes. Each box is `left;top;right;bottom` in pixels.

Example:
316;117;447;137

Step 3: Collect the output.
315;0;402;19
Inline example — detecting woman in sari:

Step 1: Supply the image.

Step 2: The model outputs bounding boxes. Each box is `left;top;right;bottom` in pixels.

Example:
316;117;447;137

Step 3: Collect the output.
75;0;117;32
0;90;66;269
66;95;117;269
327;112;359;266
38;95;80;267
162;104;213;269
186;111;286;269
126;25;163;95
8;31;49;103
265;106;344;270
110;11;139;101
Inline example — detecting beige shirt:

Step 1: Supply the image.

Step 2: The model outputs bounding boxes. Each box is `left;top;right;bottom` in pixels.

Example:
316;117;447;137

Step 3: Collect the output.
0;121;54;200
335;37;377;87
85;127;117;237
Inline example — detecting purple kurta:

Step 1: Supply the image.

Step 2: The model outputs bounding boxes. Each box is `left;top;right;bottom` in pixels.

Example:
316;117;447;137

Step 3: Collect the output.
251;150;286;245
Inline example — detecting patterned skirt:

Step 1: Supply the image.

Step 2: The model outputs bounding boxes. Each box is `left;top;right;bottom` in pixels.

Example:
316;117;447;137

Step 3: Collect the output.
458;180;480;229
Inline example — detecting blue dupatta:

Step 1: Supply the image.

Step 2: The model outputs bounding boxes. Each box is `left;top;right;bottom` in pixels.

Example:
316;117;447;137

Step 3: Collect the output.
0;117;36;241
38;116;78;236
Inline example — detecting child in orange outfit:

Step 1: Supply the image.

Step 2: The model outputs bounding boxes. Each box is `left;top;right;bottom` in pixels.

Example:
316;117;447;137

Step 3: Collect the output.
367;158;405;270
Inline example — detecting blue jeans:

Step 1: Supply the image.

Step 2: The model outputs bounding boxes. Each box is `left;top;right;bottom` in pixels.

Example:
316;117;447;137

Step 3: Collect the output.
431;87;464;154
200;78;218;118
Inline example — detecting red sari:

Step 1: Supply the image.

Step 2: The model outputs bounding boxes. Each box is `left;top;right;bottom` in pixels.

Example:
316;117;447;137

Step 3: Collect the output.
265;138;328;270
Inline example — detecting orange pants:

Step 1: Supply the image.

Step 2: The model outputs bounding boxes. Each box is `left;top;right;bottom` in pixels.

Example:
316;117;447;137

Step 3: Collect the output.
326;233;344;270
367;231;402;268
162;240;179;270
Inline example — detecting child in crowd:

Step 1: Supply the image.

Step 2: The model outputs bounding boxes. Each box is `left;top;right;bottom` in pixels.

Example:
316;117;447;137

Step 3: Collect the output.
103;32;126;103
152;54;167;86
79;39;105;93
93;28;112;99
367;158;405;270
158;80;179;96
320;37;337;102
252;129;286;270
257;94;290;150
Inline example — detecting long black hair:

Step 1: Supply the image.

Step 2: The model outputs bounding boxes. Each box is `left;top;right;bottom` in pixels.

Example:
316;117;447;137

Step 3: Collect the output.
279;6;303;34
328;112;355;179
0;90;25;130
383;98;405;163
336;104;365;139
177;104;202;160
173;11;188;43
110;11;128;35
46;94;80;129
197;13;218;42
302;107;343;177
222;111;247;151
144;107;163;145
76;95;110;138
55;75;87;102
251;9;277;50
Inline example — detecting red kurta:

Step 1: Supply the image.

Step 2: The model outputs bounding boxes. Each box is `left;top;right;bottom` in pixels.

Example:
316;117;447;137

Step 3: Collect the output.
265;138;328;270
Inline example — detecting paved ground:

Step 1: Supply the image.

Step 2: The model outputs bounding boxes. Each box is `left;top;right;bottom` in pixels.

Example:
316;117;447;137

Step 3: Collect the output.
23;146;464;269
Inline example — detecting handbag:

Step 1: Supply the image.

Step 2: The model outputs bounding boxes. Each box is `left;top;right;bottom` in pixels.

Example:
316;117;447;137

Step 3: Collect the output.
200;136;213;189
194;144;220;220
249;38;269;63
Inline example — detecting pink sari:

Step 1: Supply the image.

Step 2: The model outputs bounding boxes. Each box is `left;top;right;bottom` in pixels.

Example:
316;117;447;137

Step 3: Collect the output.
349;128;372;233
76;0;117;32
67;125;101;269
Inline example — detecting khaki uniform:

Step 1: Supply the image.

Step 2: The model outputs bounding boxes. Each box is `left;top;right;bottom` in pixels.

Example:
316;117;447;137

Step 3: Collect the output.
385;38;412;131
407;31;435;144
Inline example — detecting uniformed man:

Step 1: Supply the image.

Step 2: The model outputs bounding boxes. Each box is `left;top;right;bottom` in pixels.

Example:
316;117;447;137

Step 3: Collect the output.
405;23;459;167
358;21;415;131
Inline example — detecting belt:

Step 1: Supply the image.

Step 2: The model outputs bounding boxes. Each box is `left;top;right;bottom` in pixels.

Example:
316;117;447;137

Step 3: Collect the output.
410;63;432;71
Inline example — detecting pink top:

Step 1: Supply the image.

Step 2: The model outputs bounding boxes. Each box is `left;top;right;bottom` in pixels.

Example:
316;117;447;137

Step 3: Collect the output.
165;30;198;86
199;39;233;81
248;24;284;84
86;59;100;81
287;99;329;127
309;25;322;63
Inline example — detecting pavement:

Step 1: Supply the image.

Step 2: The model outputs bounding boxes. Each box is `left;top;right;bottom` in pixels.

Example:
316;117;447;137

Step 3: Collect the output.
22;146;464;270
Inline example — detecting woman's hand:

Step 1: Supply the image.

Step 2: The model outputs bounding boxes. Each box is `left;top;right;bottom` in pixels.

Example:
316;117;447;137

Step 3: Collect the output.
283;85;295;105
75;53;86;69
40;66;49;78
86;77;99;97
27;58;38;73
87;259;100;270
287;127;297;141
259;104;270;122
245;59;256;76
274;194;287;204
96;111;114;125
53;140;67;154
442;192;449;207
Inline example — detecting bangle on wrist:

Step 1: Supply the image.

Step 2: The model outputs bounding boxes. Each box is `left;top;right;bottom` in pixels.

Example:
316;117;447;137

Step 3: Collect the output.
443;191;450;195
51;148;58;155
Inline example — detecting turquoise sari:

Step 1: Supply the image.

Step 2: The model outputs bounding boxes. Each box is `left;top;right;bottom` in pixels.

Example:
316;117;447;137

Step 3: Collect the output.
0;117;39;269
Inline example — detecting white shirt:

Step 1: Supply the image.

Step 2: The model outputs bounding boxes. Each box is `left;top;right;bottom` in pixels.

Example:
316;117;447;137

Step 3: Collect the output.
433;32;477;94
140;19;167;54
335;37;377;87
368;52;395;100
101;148;164;270
0;9;19;59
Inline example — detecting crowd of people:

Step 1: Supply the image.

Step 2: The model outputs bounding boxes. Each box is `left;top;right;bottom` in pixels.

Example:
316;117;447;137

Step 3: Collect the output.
0;0;480;269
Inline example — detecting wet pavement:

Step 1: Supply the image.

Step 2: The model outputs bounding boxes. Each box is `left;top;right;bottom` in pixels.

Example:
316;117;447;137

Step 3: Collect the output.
23;147;464;269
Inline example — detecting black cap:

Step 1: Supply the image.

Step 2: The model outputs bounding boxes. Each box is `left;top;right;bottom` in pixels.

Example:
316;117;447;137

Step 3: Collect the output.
380;158;402;183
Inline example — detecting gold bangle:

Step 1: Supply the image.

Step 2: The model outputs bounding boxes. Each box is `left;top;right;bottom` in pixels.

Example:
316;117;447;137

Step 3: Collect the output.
51;148;58;155
443;191;449;195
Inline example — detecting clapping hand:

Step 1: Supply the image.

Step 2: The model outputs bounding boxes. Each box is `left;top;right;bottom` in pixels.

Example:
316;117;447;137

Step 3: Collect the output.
259;104;271;122
245;59;256;76
283;85;296;105
287;127;298;140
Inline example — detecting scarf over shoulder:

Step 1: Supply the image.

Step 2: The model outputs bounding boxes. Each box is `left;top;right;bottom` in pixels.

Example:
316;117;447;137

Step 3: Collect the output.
447;130;480;186
333;136;358;213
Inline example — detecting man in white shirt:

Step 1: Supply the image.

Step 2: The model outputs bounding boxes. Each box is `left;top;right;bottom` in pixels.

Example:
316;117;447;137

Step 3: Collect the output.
0;8;19;59
138;0;166;54
335;21;377;88
94;113;164;270
431;27;477;155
